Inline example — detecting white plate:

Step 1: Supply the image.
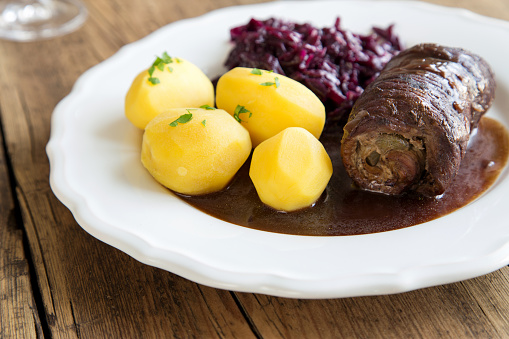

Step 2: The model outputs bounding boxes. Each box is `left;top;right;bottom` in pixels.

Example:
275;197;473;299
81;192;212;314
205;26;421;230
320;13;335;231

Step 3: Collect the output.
46;0;509;298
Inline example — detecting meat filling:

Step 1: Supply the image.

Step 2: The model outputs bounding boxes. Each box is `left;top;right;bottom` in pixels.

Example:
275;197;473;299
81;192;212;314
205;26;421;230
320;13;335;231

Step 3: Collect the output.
353;132;426;194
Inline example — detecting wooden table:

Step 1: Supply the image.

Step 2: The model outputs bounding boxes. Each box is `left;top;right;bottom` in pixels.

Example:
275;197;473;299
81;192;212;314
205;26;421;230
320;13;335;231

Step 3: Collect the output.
1;0;509;337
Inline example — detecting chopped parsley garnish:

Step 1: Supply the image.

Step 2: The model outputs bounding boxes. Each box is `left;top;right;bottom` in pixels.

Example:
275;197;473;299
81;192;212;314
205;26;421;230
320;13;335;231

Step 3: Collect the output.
147;51;179;85
233;105;251;123
260;76;280;88
275;76;280;88
147;77;160;85
169;113;193;127
161;51;172;62
200;104;216;110
201;120;207;126
250;68;263;75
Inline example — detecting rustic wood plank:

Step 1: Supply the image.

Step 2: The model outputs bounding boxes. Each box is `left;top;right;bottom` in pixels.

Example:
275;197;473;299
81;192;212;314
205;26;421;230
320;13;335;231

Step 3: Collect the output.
235;268;509;338
0;60;75;338
423;0;509;21
0;113;42;337
461;267;509;334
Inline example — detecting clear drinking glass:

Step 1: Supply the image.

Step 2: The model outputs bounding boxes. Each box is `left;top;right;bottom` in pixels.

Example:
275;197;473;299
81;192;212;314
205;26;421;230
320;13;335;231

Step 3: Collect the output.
0;0;87;42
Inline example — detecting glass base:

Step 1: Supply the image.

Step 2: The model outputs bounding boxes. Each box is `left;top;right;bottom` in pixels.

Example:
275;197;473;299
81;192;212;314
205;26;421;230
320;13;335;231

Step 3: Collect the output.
0;0;87;42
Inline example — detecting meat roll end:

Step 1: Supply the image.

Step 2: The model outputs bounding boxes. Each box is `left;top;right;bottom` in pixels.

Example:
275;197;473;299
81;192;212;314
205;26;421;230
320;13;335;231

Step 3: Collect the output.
342;125;427;195
340;43;495;196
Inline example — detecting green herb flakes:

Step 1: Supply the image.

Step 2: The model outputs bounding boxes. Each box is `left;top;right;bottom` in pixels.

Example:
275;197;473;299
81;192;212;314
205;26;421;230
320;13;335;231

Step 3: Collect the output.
260;77;280;88
233;105;251;123
147;51;179;85
148;77;160;85
169;113;193;127
156;60;166;71
201;120;207;126
161;52;172;63
275;77;280;88
200;104;216;110
250;68;263;75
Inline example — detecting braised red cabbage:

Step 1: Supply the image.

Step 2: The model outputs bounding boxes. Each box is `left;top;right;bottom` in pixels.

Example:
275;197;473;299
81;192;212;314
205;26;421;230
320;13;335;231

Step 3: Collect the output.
224;17;403;122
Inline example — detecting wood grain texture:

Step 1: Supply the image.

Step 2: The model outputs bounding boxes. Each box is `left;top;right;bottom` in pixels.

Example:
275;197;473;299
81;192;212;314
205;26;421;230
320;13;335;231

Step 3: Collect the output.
423;0;509;21
0;110;42;337
235;268;509;338
0;0;508;338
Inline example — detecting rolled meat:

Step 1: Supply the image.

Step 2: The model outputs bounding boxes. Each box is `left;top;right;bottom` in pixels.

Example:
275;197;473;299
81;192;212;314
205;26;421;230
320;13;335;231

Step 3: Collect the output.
340;43;495;196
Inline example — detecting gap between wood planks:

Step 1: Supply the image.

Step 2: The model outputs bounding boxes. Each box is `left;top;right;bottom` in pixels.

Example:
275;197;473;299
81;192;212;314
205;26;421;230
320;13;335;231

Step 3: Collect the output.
0;108;50;338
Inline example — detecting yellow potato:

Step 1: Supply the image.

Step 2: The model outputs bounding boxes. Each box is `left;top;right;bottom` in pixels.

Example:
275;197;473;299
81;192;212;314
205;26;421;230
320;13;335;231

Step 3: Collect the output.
215;67;325;147
249;127;333;212
125;54;214;129
142;108;252;195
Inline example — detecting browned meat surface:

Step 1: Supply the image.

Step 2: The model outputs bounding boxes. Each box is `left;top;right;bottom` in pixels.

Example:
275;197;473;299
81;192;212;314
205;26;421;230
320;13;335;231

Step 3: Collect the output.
340;43;496;196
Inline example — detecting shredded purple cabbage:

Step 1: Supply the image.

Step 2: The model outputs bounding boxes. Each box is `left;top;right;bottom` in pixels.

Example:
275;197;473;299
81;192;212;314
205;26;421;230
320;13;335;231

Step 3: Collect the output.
224;17;403;123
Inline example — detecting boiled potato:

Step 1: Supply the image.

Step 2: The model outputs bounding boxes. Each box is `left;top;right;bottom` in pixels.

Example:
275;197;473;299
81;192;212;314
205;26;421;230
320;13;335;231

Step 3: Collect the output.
249;127;332;212
215;67;325;147
125;54;214;129
142;108;251;195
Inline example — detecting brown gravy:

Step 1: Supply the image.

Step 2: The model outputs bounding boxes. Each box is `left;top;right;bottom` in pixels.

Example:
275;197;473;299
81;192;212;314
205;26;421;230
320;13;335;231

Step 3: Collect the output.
178;117;509;236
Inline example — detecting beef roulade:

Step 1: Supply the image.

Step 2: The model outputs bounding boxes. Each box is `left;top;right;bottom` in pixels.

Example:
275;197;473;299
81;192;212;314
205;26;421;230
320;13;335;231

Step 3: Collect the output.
340;43;495;196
